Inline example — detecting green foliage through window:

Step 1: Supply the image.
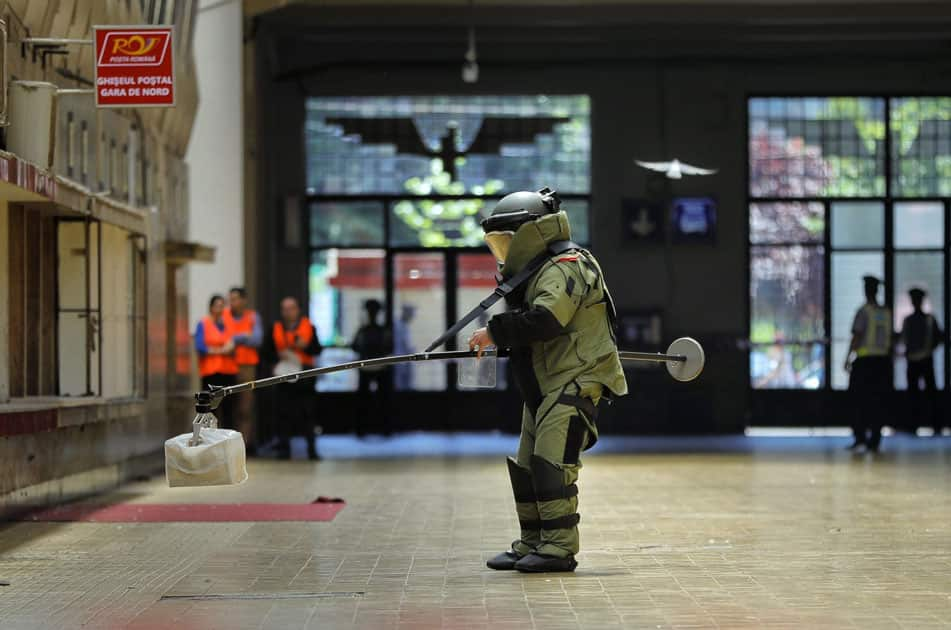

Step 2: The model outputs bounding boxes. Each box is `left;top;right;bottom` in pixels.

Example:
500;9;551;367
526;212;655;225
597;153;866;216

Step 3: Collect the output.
748;96;951;391
750;96;951;199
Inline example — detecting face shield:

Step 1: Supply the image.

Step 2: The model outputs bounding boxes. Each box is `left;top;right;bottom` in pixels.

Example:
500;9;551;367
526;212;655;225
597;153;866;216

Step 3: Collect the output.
484;231;515;264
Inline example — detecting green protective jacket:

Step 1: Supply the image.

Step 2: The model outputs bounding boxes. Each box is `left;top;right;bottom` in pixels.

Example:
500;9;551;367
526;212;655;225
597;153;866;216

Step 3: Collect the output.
488;212;628;407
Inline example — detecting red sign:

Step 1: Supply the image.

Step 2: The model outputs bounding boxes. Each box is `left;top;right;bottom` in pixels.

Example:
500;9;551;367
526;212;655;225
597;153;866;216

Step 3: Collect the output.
94;26;175;108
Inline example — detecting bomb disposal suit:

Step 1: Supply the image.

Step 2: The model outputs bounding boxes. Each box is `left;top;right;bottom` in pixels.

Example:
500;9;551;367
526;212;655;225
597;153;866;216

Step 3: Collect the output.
472;189;628;573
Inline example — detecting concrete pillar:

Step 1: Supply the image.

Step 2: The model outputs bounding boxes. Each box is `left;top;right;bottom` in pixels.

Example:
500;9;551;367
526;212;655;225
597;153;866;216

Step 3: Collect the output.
186;0;244;327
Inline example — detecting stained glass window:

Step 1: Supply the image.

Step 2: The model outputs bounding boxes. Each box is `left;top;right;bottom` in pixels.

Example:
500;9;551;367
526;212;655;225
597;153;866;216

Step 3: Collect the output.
829;252;885;390
389;197;490;248
891;97;951;197
309;249;385;392
894;252;945;390
830;201;885;249
749;96;950;395
305;95;590;195
749;97;886;197
750;202;826;389
305;96;592;393
311;201;384;247
894;201;944;248
750;201;824;244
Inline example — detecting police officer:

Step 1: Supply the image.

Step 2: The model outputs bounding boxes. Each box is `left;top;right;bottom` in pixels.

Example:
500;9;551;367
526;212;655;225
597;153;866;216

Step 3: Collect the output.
844;275;893;452
468;188;627;573
900;287;944;435
352;299;394;436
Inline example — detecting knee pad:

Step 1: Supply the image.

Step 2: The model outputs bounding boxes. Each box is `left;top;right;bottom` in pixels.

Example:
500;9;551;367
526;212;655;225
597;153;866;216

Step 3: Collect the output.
529;455;579;503
506;457;535;503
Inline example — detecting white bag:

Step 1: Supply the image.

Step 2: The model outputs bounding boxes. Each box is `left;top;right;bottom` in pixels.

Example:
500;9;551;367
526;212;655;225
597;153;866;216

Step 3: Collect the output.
165;418;248;487
273;350;303;377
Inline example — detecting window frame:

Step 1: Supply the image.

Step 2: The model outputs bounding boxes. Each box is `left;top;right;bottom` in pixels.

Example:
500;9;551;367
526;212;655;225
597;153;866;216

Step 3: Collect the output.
306;193;592;392
7;213;150;401
747;95;951;393
749;200;826;389
55;217;102;398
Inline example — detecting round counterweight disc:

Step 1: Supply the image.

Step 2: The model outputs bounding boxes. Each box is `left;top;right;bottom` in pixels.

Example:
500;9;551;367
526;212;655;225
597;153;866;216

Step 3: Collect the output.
666;337;705;382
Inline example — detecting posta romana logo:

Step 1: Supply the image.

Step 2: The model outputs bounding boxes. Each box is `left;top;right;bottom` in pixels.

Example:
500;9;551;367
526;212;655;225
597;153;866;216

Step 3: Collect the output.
98;30;170;67
112;35;159;56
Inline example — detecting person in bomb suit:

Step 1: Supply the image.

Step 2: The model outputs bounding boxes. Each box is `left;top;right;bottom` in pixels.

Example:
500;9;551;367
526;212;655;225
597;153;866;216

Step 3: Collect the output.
468;188;627;573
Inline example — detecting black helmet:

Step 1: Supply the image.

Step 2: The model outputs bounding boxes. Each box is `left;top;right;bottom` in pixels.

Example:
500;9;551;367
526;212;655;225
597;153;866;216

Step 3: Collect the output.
481;187;562;233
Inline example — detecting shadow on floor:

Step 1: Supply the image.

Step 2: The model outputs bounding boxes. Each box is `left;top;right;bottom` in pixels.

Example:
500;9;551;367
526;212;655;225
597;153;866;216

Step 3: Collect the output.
0;490;153;557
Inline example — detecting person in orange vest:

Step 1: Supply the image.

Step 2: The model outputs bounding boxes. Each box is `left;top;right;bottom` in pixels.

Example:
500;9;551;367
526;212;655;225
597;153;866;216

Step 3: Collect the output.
223;287;263;454
194;294;238;429
265;296;323;459
844;276;893;453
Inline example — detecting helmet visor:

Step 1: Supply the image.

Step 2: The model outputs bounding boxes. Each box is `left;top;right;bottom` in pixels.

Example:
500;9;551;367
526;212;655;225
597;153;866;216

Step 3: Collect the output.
484;231;514;264
481;210;531;233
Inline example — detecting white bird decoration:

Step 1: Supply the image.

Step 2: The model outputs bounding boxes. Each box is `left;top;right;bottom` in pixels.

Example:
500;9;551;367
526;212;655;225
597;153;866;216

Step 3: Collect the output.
635;158;718;179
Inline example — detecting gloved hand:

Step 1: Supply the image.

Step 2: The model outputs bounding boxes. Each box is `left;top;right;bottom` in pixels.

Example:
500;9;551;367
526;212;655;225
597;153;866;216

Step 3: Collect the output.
467;327;494;359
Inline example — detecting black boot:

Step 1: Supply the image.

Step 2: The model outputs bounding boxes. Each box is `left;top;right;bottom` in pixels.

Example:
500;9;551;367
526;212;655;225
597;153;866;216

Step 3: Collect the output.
308;426;322;460
514;553;577;573
486;550;521;570
307;441;321;461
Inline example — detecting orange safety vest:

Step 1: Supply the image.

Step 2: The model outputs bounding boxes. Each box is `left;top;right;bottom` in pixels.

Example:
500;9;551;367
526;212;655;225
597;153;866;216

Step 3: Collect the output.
198;315;239;377
273;318;316;368
223;307;260;366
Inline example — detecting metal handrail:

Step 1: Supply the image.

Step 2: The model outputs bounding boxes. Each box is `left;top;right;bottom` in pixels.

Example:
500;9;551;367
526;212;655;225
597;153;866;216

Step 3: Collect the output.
22;37;92;46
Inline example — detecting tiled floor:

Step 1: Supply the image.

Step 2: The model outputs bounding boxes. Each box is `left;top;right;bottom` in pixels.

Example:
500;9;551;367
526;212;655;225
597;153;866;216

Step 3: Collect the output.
1;435;950;629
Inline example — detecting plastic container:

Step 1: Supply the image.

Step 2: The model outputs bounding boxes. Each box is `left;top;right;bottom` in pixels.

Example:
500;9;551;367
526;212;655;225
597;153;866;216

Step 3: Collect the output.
458;356;497;389
165;415;248;487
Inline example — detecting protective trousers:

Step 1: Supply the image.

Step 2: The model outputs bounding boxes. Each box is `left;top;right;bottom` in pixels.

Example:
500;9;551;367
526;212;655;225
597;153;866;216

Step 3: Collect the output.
907;357;938;431
507;382;600;559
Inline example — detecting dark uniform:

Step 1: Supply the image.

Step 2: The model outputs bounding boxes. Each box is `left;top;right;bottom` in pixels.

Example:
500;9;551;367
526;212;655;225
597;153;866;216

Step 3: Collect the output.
478;190;627;573
901;288;944;434
352;299;394;436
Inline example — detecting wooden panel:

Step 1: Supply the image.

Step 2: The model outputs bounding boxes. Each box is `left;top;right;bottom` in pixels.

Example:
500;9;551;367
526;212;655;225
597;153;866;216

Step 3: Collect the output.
0;410;57;437
7;207;25;398
40;217;58;395
24;213;41;396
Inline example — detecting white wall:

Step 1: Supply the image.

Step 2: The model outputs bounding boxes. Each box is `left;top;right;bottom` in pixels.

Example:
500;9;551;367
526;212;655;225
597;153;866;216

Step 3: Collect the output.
186;0;244;328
